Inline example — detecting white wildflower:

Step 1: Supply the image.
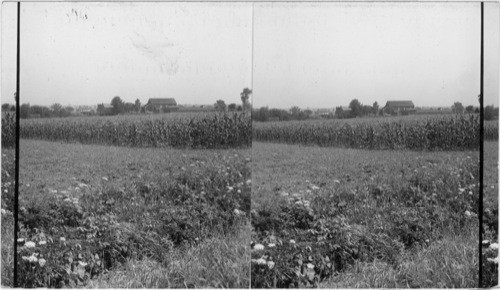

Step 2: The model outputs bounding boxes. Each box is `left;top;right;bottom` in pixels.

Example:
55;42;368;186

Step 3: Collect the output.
25;241;36;248
102;177;108;181
246;179;251;185
488;257;499;264
307;263;315;269
311;185;320;190
267;261;275;269
28;255;38;263
268;243;276;248
17;238;25;244
22;256;29;261
333;180;340;184
38;240;47;246
255;258;266;265
1;209;6;215
60;237;66;242
490;243;499;250
227;186;234;191
253;244;265;251
78;261;88;267
38;258;46;267
465;210;471;217
290;239;296;244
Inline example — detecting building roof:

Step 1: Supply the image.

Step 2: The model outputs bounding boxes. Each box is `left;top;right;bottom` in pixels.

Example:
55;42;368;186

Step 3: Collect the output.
385;101;414;108
146;98;177;106
316;108;332;114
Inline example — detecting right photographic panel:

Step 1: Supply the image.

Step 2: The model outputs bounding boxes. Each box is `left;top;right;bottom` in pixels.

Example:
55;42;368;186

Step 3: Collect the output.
251;2;498;288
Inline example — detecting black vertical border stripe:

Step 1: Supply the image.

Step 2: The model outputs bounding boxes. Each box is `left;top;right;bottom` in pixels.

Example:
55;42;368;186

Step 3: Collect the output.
479;1;484;288
14;1;20;287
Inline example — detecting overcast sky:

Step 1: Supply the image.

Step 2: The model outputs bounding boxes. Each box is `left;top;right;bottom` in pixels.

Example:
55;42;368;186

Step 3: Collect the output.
2;2;252;107
1;2;498;109
254;2;499;109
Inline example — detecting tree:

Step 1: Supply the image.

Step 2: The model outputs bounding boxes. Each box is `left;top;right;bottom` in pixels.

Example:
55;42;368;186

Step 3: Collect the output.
51;103;63;117
465;105;474;113
124;102;135;113
335;106;344;118
451;102;464;114
240;88;252;111
236;105;243;111
214;100;227;112
349;99;362;117
111;96;124;115
373;102;379;115
362;105;372;116
64;106;74;114
228;103;237;111
259;106;269;122
290;106;301;117
484;105;498;121
20;103;30;118
2;104;10;111
135;99;141;113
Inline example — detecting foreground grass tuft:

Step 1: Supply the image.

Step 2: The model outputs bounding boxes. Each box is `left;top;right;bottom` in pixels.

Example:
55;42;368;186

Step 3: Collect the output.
88;223;251;288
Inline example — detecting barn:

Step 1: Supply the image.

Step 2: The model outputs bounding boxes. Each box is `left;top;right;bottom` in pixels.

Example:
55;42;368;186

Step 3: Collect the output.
144;98;178;112
382;101;415;115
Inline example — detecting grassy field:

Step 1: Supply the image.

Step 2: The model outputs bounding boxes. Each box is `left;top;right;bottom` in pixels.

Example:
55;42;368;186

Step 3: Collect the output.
482;141;499;287
17;139;250;287
1;148;15;287
251;142;479;288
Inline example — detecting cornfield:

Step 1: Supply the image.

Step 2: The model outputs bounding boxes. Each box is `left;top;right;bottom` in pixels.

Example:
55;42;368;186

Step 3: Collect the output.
253;114;482;150
484;121;499;141
21;112;251;149
2;113;16;148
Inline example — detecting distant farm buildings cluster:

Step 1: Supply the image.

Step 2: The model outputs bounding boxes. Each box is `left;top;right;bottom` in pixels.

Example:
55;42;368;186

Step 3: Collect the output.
381;101;416;115
143;98;178;112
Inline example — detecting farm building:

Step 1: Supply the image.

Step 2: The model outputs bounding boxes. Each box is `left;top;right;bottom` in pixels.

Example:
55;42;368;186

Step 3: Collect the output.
382;101;416;115
315;108;334;118
144;98;178;112
335;106;352;118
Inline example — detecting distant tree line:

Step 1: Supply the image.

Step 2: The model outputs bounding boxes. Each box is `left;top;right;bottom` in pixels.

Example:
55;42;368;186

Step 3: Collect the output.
213;88;252;112
5;103;75;119
97;96;142;116
252;106;312;122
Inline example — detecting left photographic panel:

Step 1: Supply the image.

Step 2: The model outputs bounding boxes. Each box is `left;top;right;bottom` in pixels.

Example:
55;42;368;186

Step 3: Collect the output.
1;2;18;287
9;2;252;287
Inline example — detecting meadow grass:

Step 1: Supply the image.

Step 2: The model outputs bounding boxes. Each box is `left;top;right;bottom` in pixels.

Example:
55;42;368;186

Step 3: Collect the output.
18;139;250;287
1;210;14;287
252;142;479;288
1;148;15;287
88;222;251;288
322;225;478;288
